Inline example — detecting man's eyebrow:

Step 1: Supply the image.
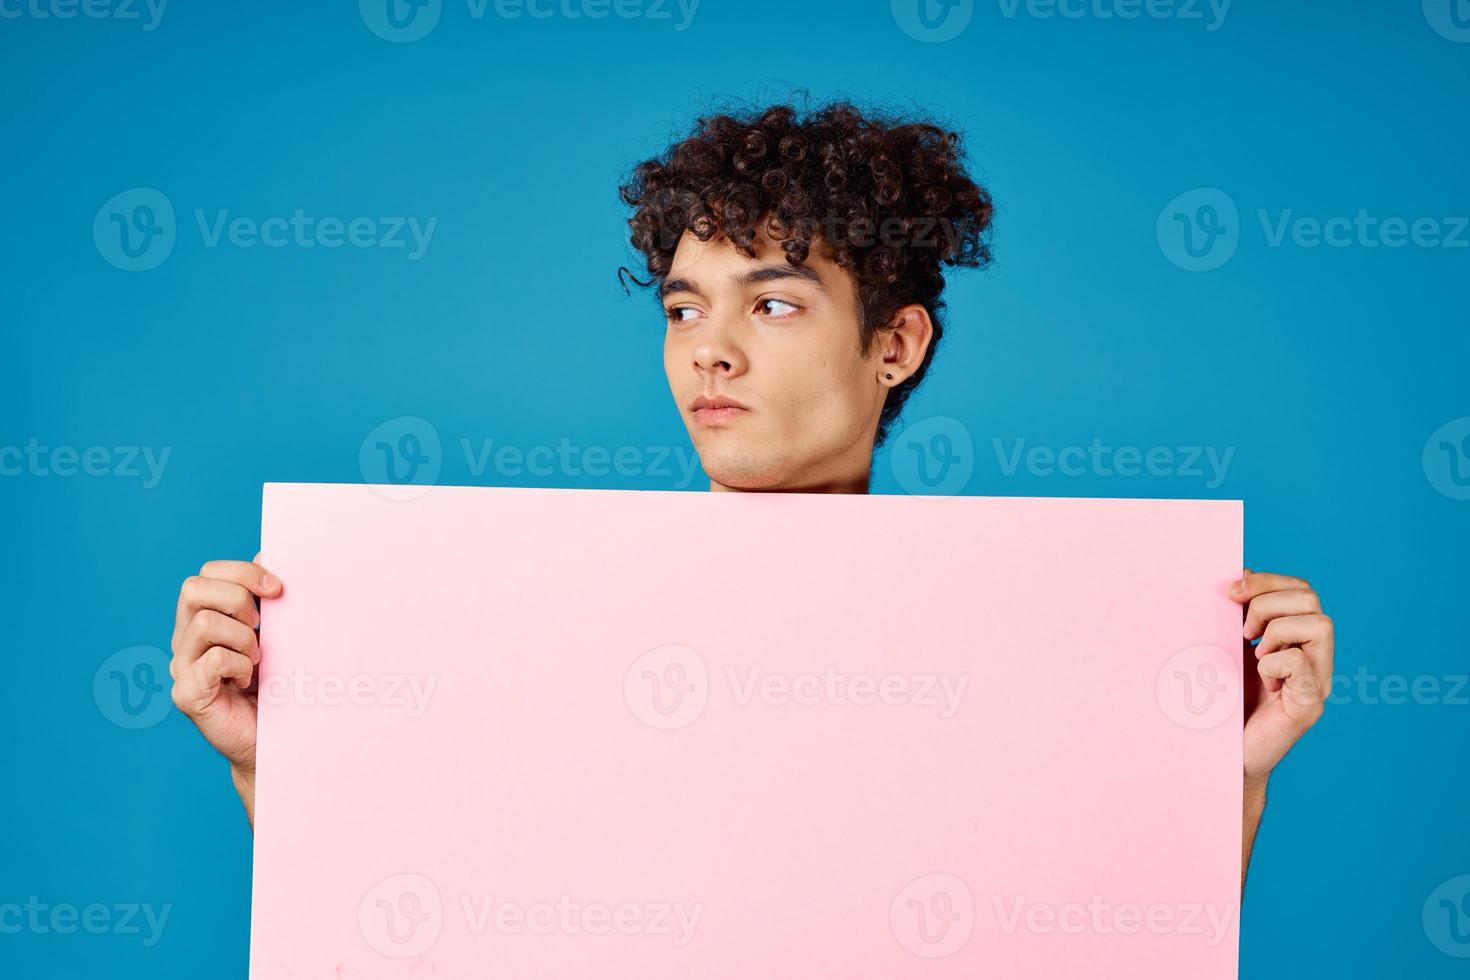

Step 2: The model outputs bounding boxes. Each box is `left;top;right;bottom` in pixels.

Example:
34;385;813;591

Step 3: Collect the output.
659;277;696;299
659;263;828;300
738;263;828;293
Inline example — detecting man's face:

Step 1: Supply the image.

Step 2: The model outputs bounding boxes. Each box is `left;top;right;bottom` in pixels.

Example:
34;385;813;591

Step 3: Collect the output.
661;226;888;492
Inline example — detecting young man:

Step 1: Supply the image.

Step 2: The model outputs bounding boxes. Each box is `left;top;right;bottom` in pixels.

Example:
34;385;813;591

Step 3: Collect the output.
169;103;1332;893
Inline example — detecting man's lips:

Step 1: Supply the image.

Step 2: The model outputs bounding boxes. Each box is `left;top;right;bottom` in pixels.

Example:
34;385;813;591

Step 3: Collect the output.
691;394;751;425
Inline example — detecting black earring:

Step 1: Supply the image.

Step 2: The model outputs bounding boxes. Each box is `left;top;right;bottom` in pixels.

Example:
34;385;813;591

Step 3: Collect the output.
885;373;894;380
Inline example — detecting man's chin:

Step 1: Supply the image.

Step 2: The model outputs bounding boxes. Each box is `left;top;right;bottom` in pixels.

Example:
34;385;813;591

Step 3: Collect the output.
694;444;791;491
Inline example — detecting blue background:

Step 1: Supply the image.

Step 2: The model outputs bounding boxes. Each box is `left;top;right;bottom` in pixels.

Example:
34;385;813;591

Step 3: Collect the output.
3;1;1468;976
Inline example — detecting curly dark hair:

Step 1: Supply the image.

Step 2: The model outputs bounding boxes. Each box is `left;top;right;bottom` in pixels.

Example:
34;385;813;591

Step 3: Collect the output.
619;100;994;446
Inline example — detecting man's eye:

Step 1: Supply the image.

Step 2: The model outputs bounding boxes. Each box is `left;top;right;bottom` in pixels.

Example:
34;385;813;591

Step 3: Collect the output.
758;298;801;318
666;306;701;323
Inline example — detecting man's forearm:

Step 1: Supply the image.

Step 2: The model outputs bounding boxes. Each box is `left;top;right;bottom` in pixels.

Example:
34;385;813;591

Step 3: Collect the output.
232;765;256;830
1241;778;1267;896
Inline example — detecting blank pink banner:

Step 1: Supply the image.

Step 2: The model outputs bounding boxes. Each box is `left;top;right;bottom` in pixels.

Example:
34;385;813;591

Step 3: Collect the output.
252;483;1243;979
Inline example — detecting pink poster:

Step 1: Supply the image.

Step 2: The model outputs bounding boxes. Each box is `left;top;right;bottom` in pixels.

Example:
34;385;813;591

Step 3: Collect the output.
251;483;1243;979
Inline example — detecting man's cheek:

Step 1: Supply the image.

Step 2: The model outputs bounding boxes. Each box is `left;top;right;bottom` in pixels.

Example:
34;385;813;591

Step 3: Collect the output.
664;359;693;405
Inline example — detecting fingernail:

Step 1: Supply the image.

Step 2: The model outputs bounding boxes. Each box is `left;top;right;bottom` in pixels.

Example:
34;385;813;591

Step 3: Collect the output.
260;572;280;594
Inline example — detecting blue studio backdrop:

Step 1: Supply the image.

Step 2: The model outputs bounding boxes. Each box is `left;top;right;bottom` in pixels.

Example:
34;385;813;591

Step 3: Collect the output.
2;1;1468;977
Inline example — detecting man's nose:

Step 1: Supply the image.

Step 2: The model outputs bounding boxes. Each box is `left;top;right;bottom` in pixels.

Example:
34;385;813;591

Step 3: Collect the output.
692;318;746;377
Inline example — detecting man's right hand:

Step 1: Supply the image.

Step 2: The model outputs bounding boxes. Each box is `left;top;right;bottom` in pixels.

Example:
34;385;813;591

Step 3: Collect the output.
170;555;280;825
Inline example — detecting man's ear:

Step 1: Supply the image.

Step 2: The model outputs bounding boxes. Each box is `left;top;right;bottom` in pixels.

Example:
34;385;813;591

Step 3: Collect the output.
875;304;935;388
